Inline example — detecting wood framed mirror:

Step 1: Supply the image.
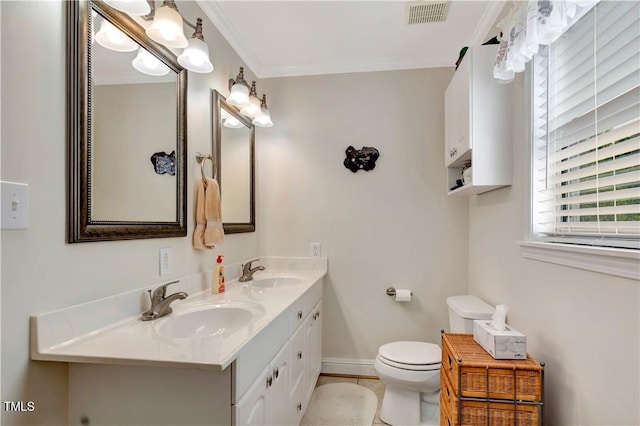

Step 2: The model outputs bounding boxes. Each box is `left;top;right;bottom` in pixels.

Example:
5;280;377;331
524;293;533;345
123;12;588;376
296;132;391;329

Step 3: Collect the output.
67;0;187;242
212;90;255;234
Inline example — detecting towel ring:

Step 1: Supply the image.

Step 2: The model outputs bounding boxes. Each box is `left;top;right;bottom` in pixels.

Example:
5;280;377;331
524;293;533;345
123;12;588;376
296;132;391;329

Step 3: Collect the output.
195;152;216;183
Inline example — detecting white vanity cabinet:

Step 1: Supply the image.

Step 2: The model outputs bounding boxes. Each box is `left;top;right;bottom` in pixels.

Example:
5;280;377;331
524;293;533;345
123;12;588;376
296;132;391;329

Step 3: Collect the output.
233;282;323;426
444;45;512;195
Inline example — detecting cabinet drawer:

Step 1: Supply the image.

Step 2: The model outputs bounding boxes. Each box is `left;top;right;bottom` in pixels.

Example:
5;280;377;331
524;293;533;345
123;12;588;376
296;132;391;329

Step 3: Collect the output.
233;311;290;403
290;319;306;382
290;371;307;426
442;371;541;426
441;333;543;402
290;281;322;333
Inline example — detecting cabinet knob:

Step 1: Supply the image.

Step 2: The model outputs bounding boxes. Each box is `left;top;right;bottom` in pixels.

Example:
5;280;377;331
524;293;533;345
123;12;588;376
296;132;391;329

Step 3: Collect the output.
273;367;279;379
266;375;273;388
297;351;303;360
298;310;303;319
297;403;302;412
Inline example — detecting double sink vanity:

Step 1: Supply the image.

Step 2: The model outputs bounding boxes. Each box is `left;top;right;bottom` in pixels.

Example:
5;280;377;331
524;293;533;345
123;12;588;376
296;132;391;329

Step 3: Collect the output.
31;258;326;425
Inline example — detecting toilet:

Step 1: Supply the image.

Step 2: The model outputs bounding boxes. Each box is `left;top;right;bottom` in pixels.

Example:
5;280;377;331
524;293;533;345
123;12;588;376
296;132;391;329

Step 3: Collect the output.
374;295;494;425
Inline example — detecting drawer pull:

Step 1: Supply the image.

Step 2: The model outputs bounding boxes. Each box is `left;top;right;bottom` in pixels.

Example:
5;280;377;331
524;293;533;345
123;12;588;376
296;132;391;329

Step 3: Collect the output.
297;403;302;412
273;367;279;379
297;351;303;360
298;310;303;319
266;375;273;388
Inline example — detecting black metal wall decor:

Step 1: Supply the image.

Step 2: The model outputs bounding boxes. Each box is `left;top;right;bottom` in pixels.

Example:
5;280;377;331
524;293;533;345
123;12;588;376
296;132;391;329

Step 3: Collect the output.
343;146;380;173
150;151;176;176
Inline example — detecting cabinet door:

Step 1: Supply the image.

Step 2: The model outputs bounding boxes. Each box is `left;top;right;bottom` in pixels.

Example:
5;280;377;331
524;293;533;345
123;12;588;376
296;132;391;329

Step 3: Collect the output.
454;53;471;160
444;54;472;167
269;341;293;426
310;301;322;383
234;366;270;426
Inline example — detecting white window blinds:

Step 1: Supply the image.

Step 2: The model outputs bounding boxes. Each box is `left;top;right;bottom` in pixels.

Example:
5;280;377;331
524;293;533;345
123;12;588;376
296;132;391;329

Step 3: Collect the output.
532;0;640;249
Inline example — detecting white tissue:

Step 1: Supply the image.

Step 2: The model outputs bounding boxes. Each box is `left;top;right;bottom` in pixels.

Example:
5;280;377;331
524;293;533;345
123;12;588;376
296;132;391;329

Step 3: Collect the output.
395;289;412;302
490;304;509;331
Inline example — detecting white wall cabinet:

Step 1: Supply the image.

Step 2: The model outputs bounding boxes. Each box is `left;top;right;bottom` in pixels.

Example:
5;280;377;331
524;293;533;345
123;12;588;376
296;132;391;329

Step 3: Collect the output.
444;45;512;195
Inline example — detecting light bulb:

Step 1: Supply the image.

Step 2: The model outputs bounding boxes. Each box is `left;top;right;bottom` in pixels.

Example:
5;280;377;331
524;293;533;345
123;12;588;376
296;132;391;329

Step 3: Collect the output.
132;47;171;76
177;37;213;73
95;19;138;52
146;4;188;49
223;116;245;128
227;83;250;108
103;0;151;16
240;95;262;118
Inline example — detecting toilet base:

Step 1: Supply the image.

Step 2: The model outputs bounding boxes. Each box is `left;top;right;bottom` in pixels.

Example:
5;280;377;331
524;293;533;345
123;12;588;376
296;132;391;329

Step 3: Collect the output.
379;385;439;426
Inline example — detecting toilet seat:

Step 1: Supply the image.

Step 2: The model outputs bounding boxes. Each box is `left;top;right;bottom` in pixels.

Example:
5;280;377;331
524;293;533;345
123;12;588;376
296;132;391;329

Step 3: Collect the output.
377;341;441;371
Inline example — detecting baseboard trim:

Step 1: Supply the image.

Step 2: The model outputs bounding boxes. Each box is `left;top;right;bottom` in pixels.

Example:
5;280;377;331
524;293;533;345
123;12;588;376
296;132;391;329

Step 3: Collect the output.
321;357;377;377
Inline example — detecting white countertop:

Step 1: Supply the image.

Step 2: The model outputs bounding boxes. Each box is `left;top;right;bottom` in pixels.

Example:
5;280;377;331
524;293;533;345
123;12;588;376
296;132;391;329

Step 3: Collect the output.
31;258;327;371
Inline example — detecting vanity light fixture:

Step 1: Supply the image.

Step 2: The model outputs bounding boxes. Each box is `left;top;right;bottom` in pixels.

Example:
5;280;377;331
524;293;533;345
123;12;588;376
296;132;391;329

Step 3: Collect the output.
131;47;170;76
252;95;274;128
227;67;275;127
227;67;250;108
240;81;262;118
95;18;138;52
99;0;214;74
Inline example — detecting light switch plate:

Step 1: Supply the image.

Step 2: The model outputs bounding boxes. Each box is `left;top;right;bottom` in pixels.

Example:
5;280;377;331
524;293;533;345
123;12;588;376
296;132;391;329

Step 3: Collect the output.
159;247;172;276
1;181;29;229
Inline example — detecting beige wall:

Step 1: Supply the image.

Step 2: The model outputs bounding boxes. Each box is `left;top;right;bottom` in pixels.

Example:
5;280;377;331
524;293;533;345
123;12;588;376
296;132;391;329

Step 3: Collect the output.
257;69;470;361
468;75;640;425
0;2;258;424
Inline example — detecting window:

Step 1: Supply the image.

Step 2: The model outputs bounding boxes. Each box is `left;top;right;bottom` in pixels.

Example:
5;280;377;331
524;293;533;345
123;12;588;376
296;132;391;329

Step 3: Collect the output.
531;1;640;250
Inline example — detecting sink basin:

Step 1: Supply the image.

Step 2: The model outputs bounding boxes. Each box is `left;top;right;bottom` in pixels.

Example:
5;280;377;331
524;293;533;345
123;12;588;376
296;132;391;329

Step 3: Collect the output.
157;302;265;339
252;276;303;288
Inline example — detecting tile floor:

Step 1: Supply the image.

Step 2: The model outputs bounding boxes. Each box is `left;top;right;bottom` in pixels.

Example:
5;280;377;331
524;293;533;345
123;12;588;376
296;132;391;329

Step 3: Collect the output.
314;375;387;425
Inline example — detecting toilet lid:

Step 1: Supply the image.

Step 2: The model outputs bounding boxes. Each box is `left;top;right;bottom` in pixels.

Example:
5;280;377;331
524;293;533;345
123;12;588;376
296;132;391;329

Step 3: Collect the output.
378;341;441;370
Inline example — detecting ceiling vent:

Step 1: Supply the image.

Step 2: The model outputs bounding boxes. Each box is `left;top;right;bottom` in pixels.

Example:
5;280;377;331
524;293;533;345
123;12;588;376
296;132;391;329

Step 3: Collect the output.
405;0;449;24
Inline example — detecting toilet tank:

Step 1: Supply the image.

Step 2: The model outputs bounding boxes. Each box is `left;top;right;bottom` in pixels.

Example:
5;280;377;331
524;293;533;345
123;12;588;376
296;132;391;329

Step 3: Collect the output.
447;295;494;333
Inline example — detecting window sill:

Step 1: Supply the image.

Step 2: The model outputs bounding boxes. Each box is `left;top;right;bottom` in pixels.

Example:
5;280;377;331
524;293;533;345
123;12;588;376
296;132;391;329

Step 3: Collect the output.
518;241;640;281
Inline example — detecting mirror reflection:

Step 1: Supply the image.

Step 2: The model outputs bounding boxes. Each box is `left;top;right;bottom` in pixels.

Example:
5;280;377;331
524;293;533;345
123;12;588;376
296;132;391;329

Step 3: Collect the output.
212;90;255;233
91;18;178;222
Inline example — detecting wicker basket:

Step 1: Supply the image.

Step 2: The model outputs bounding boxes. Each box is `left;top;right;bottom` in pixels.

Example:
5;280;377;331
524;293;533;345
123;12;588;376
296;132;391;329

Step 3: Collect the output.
442;333;543;402
441;373;541;426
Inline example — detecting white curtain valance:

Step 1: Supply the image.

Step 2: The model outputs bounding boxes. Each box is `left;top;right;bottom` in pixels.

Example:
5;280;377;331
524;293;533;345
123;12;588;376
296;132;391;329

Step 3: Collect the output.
494;0;599;82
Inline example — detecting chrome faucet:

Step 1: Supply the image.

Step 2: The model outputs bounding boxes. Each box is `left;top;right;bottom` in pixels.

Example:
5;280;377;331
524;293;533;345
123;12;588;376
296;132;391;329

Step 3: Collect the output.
239;259;265;282
140;281;188;321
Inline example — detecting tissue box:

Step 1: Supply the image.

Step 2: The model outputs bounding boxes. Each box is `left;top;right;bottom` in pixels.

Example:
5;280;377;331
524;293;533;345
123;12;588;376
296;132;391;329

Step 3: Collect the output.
473;320;526;360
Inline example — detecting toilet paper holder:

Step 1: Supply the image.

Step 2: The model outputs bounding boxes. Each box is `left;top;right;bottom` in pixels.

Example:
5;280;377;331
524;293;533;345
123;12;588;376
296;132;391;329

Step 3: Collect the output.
386;287;413;297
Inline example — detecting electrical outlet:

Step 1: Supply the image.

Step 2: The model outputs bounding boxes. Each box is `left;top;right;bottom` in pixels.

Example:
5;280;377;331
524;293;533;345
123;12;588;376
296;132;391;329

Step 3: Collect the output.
310;243;321;258
159;247;172;276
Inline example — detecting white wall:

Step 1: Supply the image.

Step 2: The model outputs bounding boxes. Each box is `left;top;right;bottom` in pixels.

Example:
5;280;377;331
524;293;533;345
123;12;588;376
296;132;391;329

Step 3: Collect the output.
468;75;640;425
257;69;470;363
0;2;258;424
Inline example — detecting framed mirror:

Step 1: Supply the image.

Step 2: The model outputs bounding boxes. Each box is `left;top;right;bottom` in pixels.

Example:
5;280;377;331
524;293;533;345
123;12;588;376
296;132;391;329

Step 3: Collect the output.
67;0;187;242
212;90;255;234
